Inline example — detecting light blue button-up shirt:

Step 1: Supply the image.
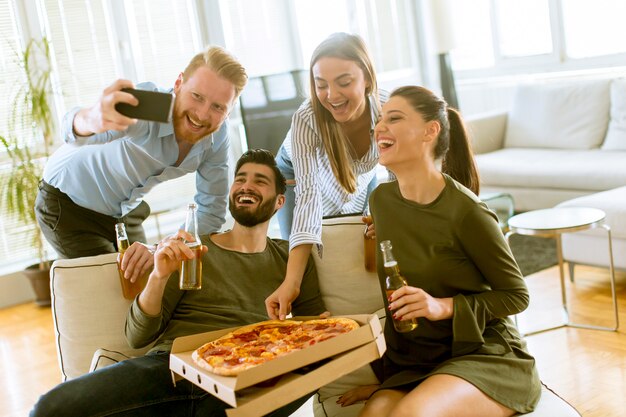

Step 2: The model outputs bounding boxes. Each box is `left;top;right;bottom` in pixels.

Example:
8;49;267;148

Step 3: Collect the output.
43;82;229;235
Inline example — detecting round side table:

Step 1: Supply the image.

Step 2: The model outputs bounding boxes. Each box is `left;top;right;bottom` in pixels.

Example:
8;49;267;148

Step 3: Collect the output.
506;207;619;335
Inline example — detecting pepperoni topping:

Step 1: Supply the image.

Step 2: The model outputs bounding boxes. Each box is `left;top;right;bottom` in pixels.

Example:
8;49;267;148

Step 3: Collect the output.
224;357;242;366
204;347;229;356
249;348;266;357
234;332;258;342
294;335;313;343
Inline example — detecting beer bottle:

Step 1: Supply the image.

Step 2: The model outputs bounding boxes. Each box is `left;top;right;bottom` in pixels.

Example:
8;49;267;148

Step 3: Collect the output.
179;203;203;290
115;223;144;299
363;206;376;272
380;240;418;333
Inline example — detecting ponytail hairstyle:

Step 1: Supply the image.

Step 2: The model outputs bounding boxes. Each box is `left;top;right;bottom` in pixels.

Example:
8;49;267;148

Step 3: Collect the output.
309;32;379;194
390;86;480;195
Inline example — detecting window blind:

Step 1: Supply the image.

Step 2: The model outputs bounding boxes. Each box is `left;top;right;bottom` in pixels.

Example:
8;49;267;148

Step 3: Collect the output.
219;0;295;76
0;0;46;273
42;0;119;112
126;0;201;86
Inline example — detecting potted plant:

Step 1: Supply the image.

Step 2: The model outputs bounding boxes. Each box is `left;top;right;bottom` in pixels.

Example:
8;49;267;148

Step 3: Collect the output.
0;37;56;306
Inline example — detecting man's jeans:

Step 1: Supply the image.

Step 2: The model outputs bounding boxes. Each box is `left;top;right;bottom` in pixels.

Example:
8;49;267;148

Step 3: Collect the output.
31;352;311;417
35;180;149;259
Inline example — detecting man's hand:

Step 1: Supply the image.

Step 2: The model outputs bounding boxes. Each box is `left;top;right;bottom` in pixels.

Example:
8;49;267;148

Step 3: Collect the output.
265;280;301;320
73;79;139;136
118;242;155;283
137;231;206;316
362;215;376;240
151;230;207;281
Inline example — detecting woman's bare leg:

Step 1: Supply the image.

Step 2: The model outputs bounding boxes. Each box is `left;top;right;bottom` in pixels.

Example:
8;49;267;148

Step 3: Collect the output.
358;389;406;417
359;374;515;417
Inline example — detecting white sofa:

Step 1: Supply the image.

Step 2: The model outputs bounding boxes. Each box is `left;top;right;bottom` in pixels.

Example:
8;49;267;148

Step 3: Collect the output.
467;78;626;273
468;78;626;212
558;186;626;274
50;216;580;416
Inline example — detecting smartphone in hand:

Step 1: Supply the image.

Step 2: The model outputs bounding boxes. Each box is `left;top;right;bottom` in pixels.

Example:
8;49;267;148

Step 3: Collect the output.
115;88;174;123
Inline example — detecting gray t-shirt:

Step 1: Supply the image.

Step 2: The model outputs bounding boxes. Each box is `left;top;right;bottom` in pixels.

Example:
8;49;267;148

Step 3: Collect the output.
126;236;325;353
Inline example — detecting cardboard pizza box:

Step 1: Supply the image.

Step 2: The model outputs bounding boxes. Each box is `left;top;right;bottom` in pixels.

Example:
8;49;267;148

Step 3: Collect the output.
169;314;385;417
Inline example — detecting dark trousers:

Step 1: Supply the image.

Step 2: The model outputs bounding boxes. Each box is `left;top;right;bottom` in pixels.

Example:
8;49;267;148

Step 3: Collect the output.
30;352;312;417
35;180;150;259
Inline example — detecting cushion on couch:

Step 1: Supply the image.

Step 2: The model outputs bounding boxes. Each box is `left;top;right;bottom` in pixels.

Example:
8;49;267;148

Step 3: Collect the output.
504;79;611;150
50;253;152;380
602;78;626;150
312;215;385;417
475;148;626;192
313;215;384;316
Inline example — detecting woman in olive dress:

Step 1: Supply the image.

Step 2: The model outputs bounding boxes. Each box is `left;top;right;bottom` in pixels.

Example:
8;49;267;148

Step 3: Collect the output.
339;86;541;417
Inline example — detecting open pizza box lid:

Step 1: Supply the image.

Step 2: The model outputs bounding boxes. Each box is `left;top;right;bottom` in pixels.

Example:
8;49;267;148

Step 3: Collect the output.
169;313;385;417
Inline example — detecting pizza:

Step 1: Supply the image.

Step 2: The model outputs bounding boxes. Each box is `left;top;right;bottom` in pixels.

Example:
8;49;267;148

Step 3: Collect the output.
191;317;360;376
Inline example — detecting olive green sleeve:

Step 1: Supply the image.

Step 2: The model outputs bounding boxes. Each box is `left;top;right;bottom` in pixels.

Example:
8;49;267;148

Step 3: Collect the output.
451;204;529;354
125;273;184;349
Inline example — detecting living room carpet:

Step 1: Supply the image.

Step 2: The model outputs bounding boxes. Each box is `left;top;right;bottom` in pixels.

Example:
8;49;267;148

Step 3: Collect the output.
508;234;557;276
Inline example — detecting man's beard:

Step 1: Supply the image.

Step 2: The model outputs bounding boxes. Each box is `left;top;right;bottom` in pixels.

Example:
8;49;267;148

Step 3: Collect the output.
172;100;216;144
229;194;277;227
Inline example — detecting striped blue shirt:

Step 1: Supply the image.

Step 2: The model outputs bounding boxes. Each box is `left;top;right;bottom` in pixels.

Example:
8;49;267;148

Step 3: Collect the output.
282;92;388;253
43;82;229;235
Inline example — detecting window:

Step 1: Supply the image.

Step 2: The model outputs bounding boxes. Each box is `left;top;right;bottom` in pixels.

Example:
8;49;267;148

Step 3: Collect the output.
293;0;352;67
450;0;626;77
293;0;418;74
125;0;202;85
217;0;420;78
39;0;204;112
219;0;297;76
1;0;206;273
0;0;50;273
494;0;552;59
41;0;120;112
448;0;493;70
562;0;626;59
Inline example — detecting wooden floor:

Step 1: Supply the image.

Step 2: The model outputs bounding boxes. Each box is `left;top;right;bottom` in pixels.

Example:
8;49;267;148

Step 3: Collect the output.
0;264;625;417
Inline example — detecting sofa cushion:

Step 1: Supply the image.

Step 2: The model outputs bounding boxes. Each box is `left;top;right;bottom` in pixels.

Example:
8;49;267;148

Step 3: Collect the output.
313;215;384;316
312;215;385;416
504;79;610;150
476;148;626;192
602;78;626;150
89;348;132;373
50;253;152;380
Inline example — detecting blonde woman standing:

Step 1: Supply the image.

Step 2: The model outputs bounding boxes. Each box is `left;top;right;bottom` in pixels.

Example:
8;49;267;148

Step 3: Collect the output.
266;33;387;319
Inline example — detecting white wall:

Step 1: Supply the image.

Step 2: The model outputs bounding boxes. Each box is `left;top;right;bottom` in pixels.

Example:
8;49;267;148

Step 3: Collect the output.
0;271;35;308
